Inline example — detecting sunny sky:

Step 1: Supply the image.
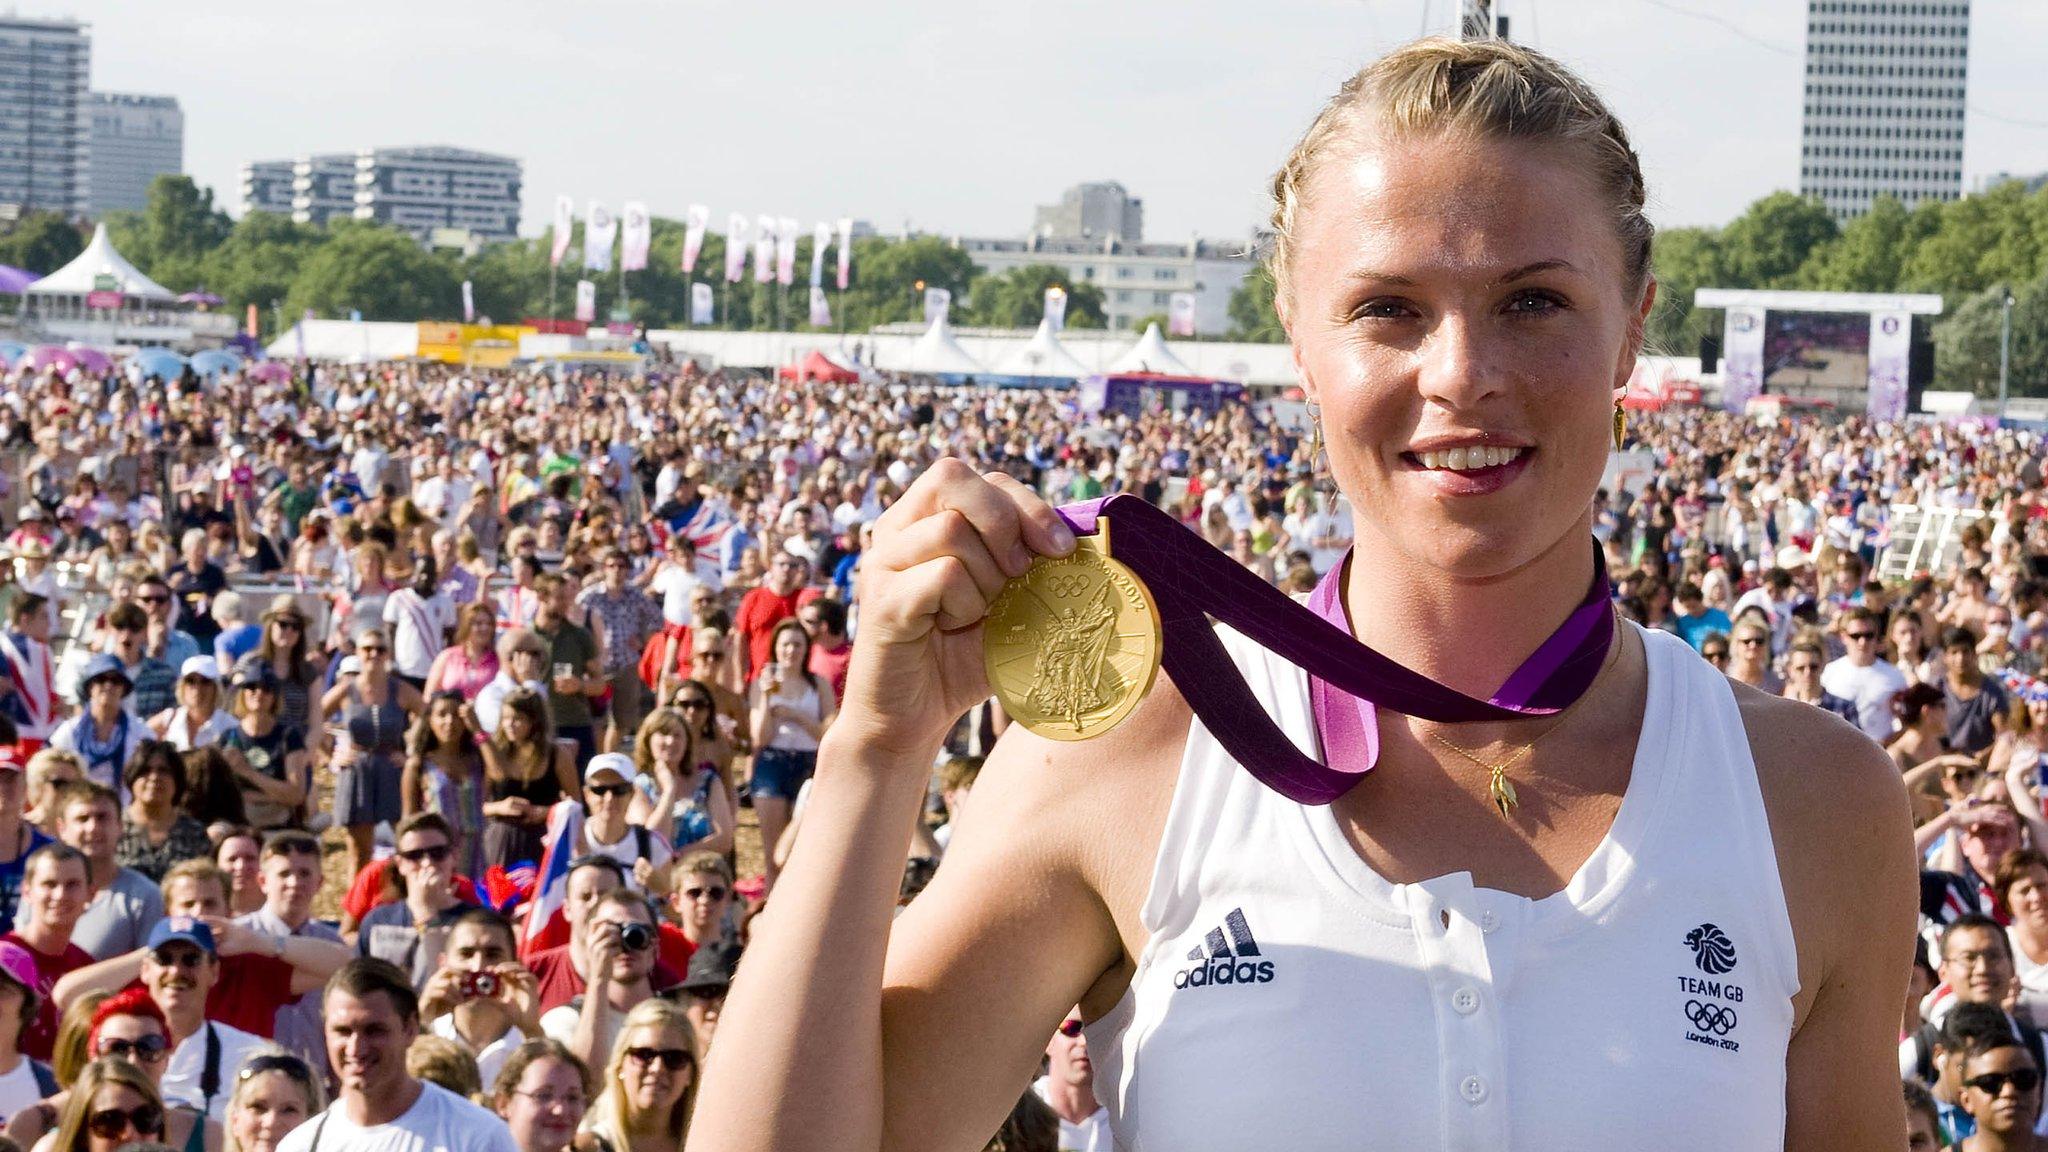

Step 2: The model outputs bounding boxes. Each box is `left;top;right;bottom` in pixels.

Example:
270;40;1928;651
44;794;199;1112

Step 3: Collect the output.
63;0;2048;241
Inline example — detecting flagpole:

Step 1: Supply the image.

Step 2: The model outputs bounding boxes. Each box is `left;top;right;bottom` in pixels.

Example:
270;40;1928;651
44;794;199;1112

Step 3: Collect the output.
548;261;558;323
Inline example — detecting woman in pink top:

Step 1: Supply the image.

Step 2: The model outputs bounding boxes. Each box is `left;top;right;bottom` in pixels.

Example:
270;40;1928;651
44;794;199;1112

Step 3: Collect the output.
425;602;501;700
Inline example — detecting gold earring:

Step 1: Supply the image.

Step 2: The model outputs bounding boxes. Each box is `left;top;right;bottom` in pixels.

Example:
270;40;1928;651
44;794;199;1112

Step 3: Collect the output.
1306;401;1325;471
1612;402;1626;451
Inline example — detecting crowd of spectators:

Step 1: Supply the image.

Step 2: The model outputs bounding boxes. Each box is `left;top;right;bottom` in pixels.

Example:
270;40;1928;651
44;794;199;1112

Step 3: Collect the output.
0;357;2043;1146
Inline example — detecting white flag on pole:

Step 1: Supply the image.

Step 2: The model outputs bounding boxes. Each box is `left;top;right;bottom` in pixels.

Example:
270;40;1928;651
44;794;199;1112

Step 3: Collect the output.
1168;292;1197;337
690;282;715;325
1044;286;1067;332
723;214;749;283
461;280;474;323
753;215;776;284
550;196;574;267
835;218;853;290
681;204;710;274
574;280;596;322
810;222;831;288
809;285;831;327
583;202;616;272
775;217;800;286
619;201;651;271
924;287;951;326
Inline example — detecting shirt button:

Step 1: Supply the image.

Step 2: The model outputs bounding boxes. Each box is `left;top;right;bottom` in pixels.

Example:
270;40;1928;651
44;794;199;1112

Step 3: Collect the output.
1461;1075;1489;1104
1479;910;1500;934
1452;987;1481;1015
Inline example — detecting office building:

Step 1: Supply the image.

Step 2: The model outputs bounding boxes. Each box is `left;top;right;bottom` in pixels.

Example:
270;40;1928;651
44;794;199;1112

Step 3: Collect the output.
238;159;293;216
0;16;89;215
958;234;1255;335
1033;181;1143;244
1799;0;1970;222
87;92;181;215
350;146;520;244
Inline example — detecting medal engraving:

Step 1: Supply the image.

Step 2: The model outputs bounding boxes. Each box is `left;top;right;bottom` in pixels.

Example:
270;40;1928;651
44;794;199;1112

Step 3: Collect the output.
984;522;1162;741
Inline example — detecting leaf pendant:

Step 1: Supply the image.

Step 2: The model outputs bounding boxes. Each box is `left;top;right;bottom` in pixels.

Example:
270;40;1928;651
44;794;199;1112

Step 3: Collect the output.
1490;767;1519;819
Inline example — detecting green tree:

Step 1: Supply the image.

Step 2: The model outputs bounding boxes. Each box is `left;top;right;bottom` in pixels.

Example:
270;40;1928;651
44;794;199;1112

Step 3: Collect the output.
283;220;460;321
1644;226;1724;355
963;264;1106;329
199;213;323;333
0;213;83;275
838;235;977;333
1227;265;1284;342
462;235;555;326
1717;191;1837;290
106;175;233;291
1933;273;2048;398
1901;180;2047;300
1796;196;1916;293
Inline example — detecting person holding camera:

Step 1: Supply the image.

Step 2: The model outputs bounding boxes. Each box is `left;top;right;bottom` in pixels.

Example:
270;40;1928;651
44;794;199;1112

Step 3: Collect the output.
417;909;539;1090
537;892;656;1074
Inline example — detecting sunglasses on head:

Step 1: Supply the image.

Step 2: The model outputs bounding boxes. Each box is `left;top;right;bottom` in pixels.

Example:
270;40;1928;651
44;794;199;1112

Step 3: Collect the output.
398;844;451;864
239;1052;314;1084
96;1033;169;1062
1057;1019;1085;1038
1966;1068;2043;1096
87;1105;163;1141
623;1046;693;1072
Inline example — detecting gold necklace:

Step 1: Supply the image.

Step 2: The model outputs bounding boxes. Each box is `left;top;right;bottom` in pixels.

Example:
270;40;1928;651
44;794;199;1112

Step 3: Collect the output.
1423;607;1623;819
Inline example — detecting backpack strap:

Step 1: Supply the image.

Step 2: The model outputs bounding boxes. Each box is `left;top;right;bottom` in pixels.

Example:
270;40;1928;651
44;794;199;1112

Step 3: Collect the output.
633;825;650;860
199;1023;222;1116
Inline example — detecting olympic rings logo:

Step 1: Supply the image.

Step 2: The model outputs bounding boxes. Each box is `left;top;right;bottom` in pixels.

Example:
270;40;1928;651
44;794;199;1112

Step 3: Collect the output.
1685;1000;1737;1035
1048;575;1090;598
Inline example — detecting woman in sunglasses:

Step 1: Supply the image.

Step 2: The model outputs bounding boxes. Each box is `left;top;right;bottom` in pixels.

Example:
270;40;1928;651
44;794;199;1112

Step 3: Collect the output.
18;991;218;1152
581;1001;696;1152
223;1052;322;1152
245;600;321;739
325;626;425;880
218;664;309;833
48;1058;173;1152
1958;1037;2045;1151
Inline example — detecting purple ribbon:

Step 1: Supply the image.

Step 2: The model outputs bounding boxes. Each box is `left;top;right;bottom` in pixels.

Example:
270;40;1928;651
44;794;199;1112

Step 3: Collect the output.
1054;494;1614;805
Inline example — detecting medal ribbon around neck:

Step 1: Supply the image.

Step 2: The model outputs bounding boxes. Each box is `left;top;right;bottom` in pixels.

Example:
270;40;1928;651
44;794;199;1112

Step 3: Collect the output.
1049;494;1616;806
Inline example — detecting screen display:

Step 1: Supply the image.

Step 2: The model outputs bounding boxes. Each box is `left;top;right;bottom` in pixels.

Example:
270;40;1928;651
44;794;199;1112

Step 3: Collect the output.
1762;311;1869;393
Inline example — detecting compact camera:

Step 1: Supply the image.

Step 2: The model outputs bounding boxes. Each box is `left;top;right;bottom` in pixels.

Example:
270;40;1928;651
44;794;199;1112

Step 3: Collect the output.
459;970;501;999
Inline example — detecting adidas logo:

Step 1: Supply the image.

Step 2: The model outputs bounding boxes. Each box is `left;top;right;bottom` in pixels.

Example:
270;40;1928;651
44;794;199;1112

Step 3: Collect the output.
1172;907;1276;990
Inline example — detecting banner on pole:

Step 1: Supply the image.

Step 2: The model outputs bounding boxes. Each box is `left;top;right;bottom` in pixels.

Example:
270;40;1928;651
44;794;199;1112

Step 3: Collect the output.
245;303;259;338
724;214;749;283
1168;292;1197;337
809;286;832;327
550;196;574;267
835;218;853;290
583;202;616;272
681;204;710;274
775;217;799;286
1721;305;1765;412
574;280;596;323
1867;310;1912;422
691;282;715;325
1044;285;1067;332
924;286;951;326
620;201;651;272
810;222;831;288
461;280;475;323
753;215;776;284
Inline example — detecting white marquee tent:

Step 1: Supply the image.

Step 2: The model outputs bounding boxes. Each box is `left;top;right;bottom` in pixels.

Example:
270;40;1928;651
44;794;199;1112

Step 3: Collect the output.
1109;323;1197;376
26;224;176;303
895;315;985;377
993;318;1091;380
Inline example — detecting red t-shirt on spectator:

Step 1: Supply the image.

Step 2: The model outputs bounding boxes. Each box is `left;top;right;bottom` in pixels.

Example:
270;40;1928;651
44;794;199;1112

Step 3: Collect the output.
341;859;481;925
735;587;801;681
807;639;851;703
204;954;296;1038
2;931;91;1060
527;933;686;1014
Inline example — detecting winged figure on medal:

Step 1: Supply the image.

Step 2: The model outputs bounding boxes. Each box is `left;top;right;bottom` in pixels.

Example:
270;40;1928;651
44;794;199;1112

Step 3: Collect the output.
1026;581;1124;730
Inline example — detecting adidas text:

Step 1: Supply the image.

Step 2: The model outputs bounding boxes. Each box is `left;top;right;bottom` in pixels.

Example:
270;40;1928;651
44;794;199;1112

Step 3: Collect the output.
1173;957;1276;989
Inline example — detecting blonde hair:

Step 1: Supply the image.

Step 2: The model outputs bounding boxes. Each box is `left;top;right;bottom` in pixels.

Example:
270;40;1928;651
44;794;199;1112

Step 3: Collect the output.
53;1059;162;1152
406;1035;482;1101
593;999;697;1146
225;1051;326;1152
52;990;109;1088
1268;36;1652;320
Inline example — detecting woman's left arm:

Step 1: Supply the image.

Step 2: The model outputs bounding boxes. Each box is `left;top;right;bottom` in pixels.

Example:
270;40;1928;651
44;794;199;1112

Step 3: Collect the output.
1747;694;1916;1152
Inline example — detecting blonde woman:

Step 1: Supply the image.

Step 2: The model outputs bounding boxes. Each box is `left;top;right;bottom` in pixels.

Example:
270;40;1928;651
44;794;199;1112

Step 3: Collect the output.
631;707;733;859
576;1000;696;1152
24;749;85;836
693;36;1909;1151
224;1053;323;1152
43;1058;168;1152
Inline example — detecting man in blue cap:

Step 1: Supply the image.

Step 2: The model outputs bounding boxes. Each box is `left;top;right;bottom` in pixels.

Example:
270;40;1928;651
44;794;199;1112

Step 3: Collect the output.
138;916;266;1123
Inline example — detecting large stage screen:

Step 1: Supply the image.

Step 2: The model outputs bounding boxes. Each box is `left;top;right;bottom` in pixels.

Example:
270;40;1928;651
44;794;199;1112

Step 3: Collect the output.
1763;311;1871;393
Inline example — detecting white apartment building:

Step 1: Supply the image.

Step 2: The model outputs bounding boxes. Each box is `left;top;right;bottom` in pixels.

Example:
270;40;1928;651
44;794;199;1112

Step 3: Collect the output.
240;145;521;245
87;92;181;215
0;16;89;216
1799;0;1969;222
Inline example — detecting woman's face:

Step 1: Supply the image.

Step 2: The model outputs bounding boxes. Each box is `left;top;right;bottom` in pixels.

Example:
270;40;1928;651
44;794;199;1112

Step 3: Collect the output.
1284;130;1648;578
648;726;684;768
618;1022;694;1116
429;699;462;742
228;1071;313;1152
133;760;177;808
219;835;261;893
2011;865;2048;928
93;1014;171;1085
506;708;535;742
1891;616;1920;651
85;1082;161;1152
774;628;806;668
497;1057;585;1152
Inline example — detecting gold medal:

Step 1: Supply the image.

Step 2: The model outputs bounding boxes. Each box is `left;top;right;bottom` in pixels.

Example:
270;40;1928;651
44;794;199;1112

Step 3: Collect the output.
983;517;1162;740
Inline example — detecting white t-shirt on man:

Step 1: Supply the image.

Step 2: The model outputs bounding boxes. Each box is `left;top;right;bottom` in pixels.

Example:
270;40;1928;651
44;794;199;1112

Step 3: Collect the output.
1820;655;1909;743
0;1056;44;1128
278;1081;519;1152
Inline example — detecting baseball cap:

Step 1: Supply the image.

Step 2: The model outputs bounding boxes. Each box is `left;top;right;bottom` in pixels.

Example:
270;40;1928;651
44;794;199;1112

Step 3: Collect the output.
144;916;216;956
0;746;23;774
0;941;37;996
336;655;361;678
179;656;219;682
584;752;634;784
